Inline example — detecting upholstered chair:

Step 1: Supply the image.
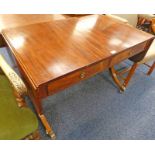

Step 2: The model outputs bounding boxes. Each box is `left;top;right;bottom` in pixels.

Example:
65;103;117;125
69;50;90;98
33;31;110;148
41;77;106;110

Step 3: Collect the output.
106;14;155;92
0;54;39;140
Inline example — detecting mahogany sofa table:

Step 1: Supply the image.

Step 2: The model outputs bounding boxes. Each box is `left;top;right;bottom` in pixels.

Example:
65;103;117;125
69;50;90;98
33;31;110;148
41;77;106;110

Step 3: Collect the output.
1;15;154;139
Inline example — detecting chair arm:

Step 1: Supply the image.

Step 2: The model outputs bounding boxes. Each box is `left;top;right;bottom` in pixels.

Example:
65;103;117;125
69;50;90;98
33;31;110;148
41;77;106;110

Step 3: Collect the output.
106;14;128;24
0;54;27;96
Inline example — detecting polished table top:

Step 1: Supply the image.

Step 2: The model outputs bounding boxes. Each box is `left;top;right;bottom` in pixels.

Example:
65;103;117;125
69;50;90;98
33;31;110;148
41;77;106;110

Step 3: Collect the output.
0;14;66;33
2;15;154;89
0;14;67;46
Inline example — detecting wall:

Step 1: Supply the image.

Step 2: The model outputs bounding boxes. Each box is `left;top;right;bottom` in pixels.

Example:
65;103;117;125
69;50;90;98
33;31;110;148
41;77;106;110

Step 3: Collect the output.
113;14;138;27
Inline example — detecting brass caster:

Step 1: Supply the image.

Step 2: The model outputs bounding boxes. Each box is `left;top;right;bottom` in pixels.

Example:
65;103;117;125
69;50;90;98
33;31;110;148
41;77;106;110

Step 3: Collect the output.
119;89;124;94
122;86;126;91
119;86;126;93
47;131;56;140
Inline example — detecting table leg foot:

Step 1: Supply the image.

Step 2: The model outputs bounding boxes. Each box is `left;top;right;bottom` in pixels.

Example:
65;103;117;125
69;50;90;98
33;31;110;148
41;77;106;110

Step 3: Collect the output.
109;67;126;92
39;114;56;140
32;96;56;140
109;63;138;91
48;131;56;140
119;86;126;94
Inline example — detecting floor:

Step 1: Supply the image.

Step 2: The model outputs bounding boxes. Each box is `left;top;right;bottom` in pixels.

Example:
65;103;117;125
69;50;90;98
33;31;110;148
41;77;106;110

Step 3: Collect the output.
1;47;155;140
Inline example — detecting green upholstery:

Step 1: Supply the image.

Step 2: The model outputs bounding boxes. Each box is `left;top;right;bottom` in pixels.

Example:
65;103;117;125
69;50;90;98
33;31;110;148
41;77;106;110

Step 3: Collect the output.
0;74;38;140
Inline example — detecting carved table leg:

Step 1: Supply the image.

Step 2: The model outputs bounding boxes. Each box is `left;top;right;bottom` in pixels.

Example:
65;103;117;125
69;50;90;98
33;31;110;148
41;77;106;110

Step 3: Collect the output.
39;114;56;140
109;67;126;92
33;97;56;140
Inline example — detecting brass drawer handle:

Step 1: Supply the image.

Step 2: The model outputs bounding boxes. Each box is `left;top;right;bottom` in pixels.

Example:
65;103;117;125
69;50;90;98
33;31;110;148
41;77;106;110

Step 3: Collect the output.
80;72;86;79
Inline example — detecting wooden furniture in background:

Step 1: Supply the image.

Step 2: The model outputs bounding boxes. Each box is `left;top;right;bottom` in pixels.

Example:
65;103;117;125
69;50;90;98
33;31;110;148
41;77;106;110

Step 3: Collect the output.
138;14;155;34
2;15;154;139
0;54;39;140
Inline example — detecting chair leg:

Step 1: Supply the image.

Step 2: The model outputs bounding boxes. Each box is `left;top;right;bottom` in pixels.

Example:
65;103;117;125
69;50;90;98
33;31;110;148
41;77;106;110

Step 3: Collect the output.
14;90;26;108
32;130;40;140
109;63;138;92
147;61;155;75
24;130;40;140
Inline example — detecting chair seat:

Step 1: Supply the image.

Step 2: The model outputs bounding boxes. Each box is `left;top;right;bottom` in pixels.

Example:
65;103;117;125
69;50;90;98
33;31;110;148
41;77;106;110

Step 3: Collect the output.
138;39;155;64
0;74;38;140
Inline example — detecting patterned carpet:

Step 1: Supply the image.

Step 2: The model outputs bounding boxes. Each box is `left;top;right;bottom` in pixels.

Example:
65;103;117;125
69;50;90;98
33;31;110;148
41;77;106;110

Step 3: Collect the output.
1;47;155;140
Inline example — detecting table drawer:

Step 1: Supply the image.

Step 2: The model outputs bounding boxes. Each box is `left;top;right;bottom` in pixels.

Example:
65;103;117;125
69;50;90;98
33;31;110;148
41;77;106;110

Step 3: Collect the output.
48;59;109;95
110;41;147;66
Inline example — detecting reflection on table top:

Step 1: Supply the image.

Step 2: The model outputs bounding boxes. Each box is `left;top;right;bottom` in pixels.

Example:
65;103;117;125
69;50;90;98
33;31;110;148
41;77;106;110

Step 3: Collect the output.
0;14;67;33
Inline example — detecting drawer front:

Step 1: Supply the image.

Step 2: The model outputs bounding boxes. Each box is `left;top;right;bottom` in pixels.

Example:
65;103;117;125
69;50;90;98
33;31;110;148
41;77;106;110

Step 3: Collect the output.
110;41;147;66
48;59;110;95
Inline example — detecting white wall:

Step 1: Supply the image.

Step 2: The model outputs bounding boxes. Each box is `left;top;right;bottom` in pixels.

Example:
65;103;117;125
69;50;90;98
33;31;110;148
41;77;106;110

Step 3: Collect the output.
113;14;138;27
